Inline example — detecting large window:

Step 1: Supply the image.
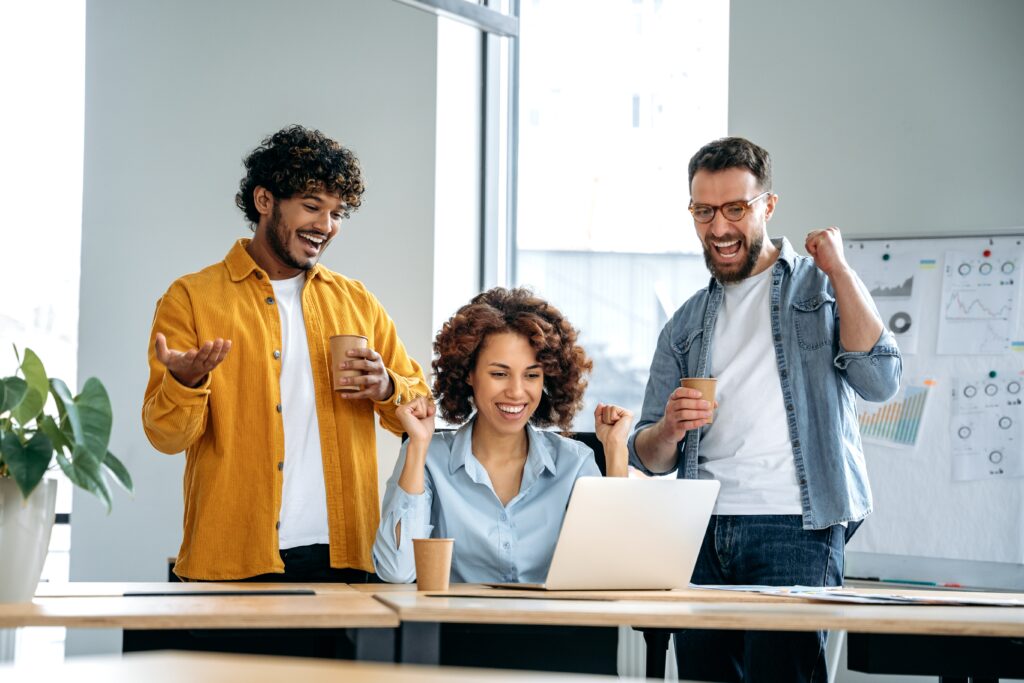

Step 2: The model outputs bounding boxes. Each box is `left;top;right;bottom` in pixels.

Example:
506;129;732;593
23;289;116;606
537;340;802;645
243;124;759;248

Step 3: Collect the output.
515;0;729;429
0;0;85;663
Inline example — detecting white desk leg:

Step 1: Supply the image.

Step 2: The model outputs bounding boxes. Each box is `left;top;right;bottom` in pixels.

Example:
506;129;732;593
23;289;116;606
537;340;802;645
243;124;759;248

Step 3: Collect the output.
826;629;846;683
0;628;16;662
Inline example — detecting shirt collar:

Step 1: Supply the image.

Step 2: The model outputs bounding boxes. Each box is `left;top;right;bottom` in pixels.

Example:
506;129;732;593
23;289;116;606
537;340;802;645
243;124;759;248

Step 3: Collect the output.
223;238;336;284
449;418;558;482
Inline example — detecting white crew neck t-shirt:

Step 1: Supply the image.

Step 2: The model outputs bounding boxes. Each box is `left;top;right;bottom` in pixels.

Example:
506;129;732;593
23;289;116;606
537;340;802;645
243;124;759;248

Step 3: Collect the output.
697;265;802;515
271;273;329;549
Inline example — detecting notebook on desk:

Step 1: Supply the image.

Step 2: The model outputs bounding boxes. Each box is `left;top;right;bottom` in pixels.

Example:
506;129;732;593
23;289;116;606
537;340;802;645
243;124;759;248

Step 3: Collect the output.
485;477;719;591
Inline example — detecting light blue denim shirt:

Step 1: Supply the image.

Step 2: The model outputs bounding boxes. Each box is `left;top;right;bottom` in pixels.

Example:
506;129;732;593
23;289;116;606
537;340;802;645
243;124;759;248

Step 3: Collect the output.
373;418;601;584
627;238;902;529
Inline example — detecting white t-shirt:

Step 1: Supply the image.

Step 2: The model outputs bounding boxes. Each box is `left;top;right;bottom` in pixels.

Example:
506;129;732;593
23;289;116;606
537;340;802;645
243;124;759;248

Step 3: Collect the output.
271;274;330;549
697;265;803;514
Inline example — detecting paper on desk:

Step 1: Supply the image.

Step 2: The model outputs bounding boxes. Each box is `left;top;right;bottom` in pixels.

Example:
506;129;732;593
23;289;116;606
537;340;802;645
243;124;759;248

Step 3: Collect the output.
692;584;1024;607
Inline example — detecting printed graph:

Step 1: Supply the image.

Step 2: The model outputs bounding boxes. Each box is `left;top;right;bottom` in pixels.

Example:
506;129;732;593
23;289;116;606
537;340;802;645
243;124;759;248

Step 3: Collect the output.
937;250;1022;355
858;381;933;447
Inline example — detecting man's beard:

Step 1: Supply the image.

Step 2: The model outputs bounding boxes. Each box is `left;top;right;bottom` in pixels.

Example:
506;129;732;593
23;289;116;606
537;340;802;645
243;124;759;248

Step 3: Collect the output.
266;204;315;271
703;232;763;283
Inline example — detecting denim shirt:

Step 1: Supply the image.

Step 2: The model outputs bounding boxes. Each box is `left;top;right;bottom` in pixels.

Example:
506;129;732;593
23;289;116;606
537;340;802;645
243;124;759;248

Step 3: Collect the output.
627;238;902;529
372;418;601;584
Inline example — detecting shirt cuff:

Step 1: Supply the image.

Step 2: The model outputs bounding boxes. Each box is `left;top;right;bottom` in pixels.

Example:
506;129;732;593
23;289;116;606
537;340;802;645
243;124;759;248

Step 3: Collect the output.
159;368;211;404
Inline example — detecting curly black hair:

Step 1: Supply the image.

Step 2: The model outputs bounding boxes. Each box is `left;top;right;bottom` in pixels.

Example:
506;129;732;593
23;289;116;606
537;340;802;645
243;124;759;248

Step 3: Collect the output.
432;287;592;432
235;125;365;226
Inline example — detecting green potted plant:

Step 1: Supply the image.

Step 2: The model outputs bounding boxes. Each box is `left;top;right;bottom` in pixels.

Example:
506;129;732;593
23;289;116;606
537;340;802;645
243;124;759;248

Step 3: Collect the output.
0;347;132;602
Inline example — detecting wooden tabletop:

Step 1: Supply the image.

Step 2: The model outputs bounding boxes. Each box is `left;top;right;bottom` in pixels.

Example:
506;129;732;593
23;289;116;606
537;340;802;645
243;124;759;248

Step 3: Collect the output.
353;582;1023;605
0;651;627;682
33;581;357;597
1;585;397;629
375;592;1024;637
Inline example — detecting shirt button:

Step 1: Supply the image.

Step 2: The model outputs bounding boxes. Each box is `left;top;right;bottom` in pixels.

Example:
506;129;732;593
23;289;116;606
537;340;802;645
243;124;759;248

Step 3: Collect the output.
503;542;511;550
500;513;507;522
265;296;275;304
276;403;282;413
786;404;794;412
277;461;284;471
273;350;281;359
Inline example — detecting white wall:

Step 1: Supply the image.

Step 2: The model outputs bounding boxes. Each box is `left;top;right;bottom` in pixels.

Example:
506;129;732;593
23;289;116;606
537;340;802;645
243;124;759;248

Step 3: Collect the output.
729;0;1024;246
70;0;437;654
728;2;1024;681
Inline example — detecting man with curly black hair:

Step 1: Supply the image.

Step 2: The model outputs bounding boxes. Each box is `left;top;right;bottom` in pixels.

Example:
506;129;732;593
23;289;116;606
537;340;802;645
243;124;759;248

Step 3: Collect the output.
143;125;429;583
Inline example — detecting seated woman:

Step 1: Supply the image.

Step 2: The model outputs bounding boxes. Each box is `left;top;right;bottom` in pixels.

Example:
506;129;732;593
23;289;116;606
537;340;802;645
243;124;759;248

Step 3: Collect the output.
373;286;632;584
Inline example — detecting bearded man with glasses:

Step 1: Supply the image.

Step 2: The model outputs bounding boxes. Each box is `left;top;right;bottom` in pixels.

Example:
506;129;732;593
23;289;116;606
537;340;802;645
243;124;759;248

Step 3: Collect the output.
628;137;902;682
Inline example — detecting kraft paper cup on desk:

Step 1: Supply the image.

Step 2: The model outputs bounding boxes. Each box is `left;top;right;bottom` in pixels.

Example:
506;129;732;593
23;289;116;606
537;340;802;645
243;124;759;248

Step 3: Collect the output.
329;334;368;391
413;538;454;591
681;377;717;423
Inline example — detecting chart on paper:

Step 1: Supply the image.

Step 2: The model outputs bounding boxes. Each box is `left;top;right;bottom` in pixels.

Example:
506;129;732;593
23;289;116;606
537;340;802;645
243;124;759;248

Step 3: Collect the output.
857;379;934;447
951;373;1024;480
937;251;1021;355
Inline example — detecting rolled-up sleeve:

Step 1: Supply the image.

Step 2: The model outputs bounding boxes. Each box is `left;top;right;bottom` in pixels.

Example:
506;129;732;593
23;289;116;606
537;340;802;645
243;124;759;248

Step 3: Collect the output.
372;443;434;583
834;328;902;402
628;322;685;475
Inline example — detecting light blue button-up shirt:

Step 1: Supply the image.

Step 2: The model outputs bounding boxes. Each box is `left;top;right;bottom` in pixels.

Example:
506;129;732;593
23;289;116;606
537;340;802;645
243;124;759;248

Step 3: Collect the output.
372;418;601;584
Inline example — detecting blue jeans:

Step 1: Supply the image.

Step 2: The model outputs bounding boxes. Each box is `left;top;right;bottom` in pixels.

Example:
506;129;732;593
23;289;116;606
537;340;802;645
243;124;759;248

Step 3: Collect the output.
675;515;844;683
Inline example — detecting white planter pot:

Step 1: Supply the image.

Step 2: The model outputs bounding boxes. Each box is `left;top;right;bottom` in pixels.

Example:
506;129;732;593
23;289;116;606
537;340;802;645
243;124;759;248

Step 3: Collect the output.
0;477;57;603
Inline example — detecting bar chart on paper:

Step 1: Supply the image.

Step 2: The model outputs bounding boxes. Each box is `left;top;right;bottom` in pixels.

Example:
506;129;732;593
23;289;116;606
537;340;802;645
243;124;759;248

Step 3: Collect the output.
858;380;934;447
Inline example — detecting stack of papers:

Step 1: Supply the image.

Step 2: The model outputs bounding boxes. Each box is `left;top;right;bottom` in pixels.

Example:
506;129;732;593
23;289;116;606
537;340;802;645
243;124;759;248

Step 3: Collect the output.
692;584;1024;607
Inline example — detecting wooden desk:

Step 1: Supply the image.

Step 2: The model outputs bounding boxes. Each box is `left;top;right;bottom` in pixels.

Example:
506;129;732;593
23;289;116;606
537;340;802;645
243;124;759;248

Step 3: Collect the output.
370;586;1024;680
2;582;398;662
0;651;628;682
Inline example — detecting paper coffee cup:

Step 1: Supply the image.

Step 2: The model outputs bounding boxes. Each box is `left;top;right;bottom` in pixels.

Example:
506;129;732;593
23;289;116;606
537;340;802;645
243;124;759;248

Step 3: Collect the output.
413;538;454;591
329;334;368;391
680;377;717;423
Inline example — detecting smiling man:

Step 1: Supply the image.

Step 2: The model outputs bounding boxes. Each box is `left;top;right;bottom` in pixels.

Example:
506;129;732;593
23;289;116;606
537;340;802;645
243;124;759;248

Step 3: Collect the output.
143;125;428;582
628;137;902;682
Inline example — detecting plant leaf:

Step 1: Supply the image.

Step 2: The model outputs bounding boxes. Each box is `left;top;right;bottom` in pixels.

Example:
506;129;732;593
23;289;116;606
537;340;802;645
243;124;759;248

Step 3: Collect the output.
56;450;84;488
1;431;53;498
73;378;114;460
11;348;49;424
38;414;73;454
0;377;28;415
102;451;134;494
67;443;112;512
50;378;80;437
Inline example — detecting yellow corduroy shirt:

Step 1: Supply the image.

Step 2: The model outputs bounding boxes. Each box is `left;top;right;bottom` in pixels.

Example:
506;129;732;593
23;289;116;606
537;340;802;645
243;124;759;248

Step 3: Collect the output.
142;239;428;580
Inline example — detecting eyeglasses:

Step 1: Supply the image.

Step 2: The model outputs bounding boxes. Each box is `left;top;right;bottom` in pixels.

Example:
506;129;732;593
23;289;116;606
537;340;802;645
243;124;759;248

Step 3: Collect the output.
688;191;770;224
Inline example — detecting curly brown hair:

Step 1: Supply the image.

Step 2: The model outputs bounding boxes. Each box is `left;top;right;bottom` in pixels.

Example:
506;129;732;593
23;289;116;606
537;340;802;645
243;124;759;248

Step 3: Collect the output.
432;287;592;431
235;125;365;226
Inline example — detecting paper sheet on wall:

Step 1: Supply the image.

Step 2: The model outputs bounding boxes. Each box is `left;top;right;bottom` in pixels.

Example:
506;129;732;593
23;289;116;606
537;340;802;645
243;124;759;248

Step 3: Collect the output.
857;378;934;448
855;251;927;354
950;372;1024;481
937;250;1023;355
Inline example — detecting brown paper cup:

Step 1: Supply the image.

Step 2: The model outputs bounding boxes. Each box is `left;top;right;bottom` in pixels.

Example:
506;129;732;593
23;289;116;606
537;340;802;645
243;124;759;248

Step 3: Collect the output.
413;538;454;591
330;334;368;391
681;377;717;423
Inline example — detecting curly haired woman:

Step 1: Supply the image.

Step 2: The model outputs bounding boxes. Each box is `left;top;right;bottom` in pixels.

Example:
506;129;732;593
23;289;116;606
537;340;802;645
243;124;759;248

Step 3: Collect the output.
373;287;632;584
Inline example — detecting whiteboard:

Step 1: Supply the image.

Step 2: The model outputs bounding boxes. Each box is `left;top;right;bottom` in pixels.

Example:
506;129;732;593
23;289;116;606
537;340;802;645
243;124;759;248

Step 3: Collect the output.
843;232;1024;584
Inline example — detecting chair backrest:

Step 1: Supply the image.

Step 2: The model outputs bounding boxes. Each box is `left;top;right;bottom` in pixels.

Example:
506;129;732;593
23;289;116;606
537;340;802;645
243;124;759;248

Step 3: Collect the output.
402;429;606;475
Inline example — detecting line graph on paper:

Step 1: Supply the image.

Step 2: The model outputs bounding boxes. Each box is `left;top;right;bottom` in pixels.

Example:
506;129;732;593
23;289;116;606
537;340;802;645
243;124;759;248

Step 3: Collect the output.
857;380;933;447
937;251;1022;355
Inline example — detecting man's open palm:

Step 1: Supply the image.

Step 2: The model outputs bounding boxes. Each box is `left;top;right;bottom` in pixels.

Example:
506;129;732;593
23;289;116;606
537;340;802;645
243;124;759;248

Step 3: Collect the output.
155;332;232;388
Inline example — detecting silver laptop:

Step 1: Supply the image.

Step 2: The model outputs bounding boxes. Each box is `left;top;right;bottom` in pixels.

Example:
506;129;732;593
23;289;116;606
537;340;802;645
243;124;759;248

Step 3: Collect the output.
488;477;719;591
